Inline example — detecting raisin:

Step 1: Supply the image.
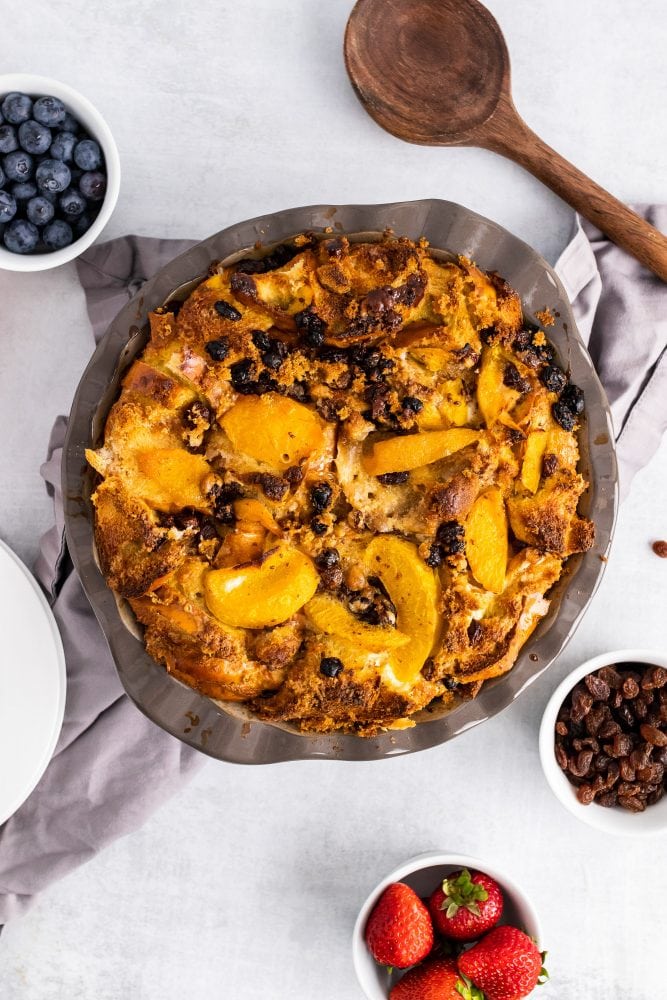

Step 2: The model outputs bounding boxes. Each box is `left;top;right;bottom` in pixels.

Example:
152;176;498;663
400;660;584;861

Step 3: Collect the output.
295;306;327;347
251;330;271;352
256;473;288;501
597;791;618;808
402;396;423;413
539;364;567;393
283;380;308;404
468;620;483;646
622;677;640;699
619;757;636;782
423;544;442;568
316;548;340;569
640;723;667;747
555;721;568;737
648;786;665;806
570;685;593;722
552;400;576;431
555;744;569;770
576;750;594;775
561;383;585;415
235;243;296;274
502;363;530;393
618;795;645;812
542;453;558;477
585;672;610;701
320;566;344;590
285;465;303;486
205;338;230;362
311;518;327;536
642;666;667;689
576;784;595;805
479;326;497;345
598;719;621;739
229;272;257;299
608;732;633;758
598;665;623;689
214;299;242;321
262;349;284;371
320;656;343;678
183;400;212;429
230;358;255;389
377;471;409;485
436;521;465;556
311;482;333;512
585;706;605;736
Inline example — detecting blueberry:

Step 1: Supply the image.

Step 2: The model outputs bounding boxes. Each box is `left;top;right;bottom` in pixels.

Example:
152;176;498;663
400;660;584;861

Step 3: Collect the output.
0;190;17;223
42;219;73;250
4;150;34;182
32;96;66;127
60;111;80;133
0;125;18;154
36;158;71;193
3;218;39;253
73;138;102;171
18;119;52;155
50;131;77;162
11;180;37;201
1;93;33;125
74;211;94;237
79;170;106;201
59;187;86;218
26;195;55;226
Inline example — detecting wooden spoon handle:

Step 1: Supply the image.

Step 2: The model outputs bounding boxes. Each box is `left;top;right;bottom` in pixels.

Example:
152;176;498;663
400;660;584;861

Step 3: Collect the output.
484;107;667;283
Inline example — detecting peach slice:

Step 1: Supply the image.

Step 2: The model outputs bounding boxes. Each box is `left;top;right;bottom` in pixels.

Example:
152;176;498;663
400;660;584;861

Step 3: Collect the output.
204;543;318;628
135;448;211;511
233;498;282;534
521;431;547;493
221;393;325;470
364;536;439;683
476;346;521;427
465;487;508;594
362;428;480;476
304;593;410;651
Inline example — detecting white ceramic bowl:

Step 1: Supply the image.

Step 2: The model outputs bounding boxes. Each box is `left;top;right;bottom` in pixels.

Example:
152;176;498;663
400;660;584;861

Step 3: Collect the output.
539;649;667;836
352;851;542;1000
0;73;120;271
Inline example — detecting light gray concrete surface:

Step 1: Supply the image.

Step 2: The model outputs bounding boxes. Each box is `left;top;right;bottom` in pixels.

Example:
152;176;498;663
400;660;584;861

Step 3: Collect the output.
0;1;666;997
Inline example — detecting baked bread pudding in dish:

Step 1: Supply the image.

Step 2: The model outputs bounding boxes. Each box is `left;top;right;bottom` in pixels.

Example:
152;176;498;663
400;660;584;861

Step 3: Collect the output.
86;234;594;735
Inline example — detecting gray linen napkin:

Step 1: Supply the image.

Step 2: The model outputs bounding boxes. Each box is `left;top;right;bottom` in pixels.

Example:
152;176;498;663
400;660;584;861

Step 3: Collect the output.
1;210;666;924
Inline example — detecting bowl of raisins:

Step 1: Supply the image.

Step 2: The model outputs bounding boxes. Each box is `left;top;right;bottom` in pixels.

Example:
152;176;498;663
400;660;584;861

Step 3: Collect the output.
0;74;120;271
539;650;667;834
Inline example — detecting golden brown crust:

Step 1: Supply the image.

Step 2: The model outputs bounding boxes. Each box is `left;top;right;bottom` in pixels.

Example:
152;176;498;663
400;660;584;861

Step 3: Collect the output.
88;235;595;735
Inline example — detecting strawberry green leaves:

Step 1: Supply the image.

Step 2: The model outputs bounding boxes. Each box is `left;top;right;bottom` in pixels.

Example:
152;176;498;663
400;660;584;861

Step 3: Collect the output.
440;868;490;917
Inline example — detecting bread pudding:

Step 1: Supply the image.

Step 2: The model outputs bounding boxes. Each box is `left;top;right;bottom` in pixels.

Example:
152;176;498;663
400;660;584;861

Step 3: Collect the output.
87;234;595;735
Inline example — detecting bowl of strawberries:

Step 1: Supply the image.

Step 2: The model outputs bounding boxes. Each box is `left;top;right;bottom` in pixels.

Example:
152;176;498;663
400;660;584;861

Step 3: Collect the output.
353;852;546;1000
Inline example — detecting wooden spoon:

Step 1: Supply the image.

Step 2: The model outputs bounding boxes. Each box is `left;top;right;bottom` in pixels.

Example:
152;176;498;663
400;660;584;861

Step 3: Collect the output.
344;0;667;282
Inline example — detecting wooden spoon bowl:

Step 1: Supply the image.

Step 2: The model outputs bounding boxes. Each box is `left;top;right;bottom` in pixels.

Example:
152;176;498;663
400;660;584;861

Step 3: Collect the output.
345;0;667;281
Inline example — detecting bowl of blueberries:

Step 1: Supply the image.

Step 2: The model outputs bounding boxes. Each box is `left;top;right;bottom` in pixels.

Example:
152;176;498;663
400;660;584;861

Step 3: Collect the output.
0;74;120;271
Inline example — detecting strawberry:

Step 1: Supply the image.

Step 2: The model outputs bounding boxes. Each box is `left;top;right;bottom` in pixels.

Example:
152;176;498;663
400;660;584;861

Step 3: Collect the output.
429;868;503;941
390;956;482;999
457;925;548;1000
365;882;434;968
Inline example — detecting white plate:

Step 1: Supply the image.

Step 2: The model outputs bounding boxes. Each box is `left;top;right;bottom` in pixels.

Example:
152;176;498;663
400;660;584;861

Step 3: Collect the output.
0;539;66;826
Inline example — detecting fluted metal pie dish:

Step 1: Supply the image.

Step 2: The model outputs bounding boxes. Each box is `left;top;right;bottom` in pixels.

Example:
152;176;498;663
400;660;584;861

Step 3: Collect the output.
63;200;618;764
